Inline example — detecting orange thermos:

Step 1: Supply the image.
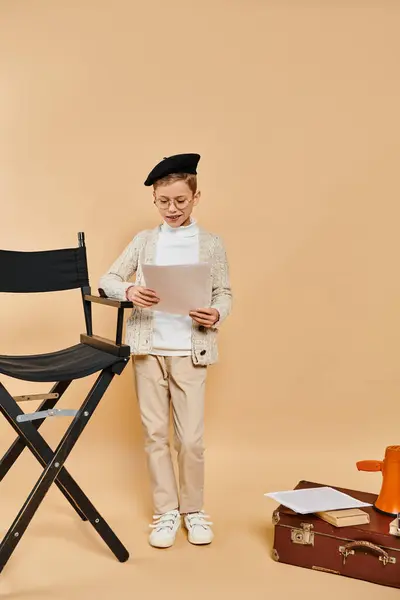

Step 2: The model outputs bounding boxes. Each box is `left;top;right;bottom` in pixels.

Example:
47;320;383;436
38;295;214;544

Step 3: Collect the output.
357;445;400;516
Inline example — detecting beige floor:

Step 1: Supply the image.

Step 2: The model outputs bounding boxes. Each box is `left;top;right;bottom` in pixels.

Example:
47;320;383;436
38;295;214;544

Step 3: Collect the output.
0;434;398;600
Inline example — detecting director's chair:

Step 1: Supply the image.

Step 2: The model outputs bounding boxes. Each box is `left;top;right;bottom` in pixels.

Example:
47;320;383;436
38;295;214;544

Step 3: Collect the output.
0;232;134;575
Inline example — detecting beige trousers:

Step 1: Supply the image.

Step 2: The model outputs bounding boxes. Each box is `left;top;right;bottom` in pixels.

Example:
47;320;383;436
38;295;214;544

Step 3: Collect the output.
133;355;207;515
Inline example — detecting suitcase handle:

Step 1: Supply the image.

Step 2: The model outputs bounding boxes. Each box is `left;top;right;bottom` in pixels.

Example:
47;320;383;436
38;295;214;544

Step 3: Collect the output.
339;540;396;566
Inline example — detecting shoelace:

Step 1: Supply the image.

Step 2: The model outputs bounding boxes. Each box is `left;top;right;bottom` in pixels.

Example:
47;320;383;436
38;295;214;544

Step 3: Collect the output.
186;511;213;529
149;511;179;531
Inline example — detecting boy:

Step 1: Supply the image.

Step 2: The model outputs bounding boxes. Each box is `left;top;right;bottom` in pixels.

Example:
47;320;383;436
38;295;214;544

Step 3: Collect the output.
98;153;232;548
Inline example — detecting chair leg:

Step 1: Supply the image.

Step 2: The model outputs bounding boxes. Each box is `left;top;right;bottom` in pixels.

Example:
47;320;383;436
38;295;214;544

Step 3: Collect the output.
0;380;87;522
0;367;130;574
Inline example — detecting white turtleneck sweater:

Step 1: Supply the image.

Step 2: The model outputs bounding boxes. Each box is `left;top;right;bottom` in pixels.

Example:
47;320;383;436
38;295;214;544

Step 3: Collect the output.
151;219;199;356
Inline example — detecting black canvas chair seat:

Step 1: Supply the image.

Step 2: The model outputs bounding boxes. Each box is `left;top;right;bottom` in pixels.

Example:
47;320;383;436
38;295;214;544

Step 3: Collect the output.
0;232;135;578
0;343;126;383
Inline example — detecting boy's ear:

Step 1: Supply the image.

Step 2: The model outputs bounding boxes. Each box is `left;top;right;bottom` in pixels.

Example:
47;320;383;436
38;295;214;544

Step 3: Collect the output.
193;190;201;206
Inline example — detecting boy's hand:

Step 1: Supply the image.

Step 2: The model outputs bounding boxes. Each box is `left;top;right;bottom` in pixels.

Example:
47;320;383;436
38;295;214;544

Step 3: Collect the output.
189;308;219;328
126;285;159;308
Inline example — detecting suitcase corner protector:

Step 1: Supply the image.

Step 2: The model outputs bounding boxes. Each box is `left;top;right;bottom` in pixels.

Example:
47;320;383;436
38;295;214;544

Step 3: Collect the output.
271;548;280;562
272;509;280;525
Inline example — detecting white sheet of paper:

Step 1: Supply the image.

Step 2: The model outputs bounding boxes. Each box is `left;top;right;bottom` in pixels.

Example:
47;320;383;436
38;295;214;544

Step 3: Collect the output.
264;487;372;514
141;262;211;316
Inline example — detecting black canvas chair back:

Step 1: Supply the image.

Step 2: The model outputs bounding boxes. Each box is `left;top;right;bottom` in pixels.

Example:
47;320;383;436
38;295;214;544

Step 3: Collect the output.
0;232;89;294
0;232;134;577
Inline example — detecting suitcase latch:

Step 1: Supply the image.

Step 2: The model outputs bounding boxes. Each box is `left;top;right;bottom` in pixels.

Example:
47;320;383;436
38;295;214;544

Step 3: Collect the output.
291;523;314;546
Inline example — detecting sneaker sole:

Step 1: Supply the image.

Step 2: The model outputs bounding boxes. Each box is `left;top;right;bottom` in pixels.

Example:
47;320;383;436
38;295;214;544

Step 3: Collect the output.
187;533;214;545
149;539;176;548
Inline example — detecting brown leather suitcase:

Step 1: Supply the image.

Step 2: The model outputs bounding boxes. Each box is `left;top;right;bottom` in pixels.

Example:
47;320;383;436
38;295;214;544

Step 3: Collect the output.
271;480;400;589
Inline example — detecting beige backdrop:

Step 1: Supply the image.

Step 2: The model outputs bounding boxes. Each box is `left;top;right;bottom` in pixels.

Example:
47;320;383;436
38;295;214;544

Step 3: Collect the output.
1;1;400;598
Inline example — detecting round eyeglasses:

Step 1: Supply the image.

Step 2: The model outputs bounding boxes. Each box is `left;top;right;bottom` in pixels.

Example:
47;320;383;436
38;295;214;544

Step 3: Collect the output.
154;197;191;210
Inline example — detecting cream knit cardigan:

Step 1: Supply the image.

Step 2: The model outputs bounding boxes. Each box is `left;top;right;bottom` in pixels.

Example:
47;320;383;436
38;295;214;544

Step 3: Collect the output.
98;225;232;366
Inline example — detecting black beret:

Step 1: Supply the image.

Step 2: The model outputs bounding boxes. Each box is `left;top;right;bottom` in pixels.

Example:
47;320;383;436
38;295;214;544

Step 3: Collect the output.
144;153;200;186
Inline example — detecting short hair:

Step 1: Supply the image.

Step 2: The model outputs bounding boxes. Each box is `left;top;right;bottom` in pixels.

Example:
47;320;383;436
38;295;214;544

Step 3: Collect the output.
153;173;197;194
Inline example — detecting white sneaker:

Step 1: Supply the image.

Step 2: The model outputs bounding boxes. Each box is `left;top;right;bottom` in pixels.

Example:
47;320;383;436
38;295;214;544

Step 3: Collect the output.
184;511;214;545
149;510;181;548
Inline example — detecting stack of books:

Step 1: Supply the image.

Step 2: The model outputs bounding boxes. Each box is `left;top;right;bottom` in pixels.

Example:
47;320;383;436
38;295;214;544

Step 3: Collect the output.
316;508;370;527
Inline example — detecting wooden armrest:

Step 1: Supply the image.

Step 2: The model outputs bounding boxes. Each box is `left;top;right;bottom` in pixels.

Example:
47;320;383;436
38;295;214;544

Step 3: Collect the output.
83;294;133;309
80;334;131;358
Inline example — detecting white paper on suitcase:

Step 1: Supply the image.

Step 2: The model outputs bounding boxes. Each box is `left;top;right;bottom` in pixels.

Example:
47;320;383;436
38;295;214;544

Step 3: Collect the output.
264;486;372;514
141;262;211;315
